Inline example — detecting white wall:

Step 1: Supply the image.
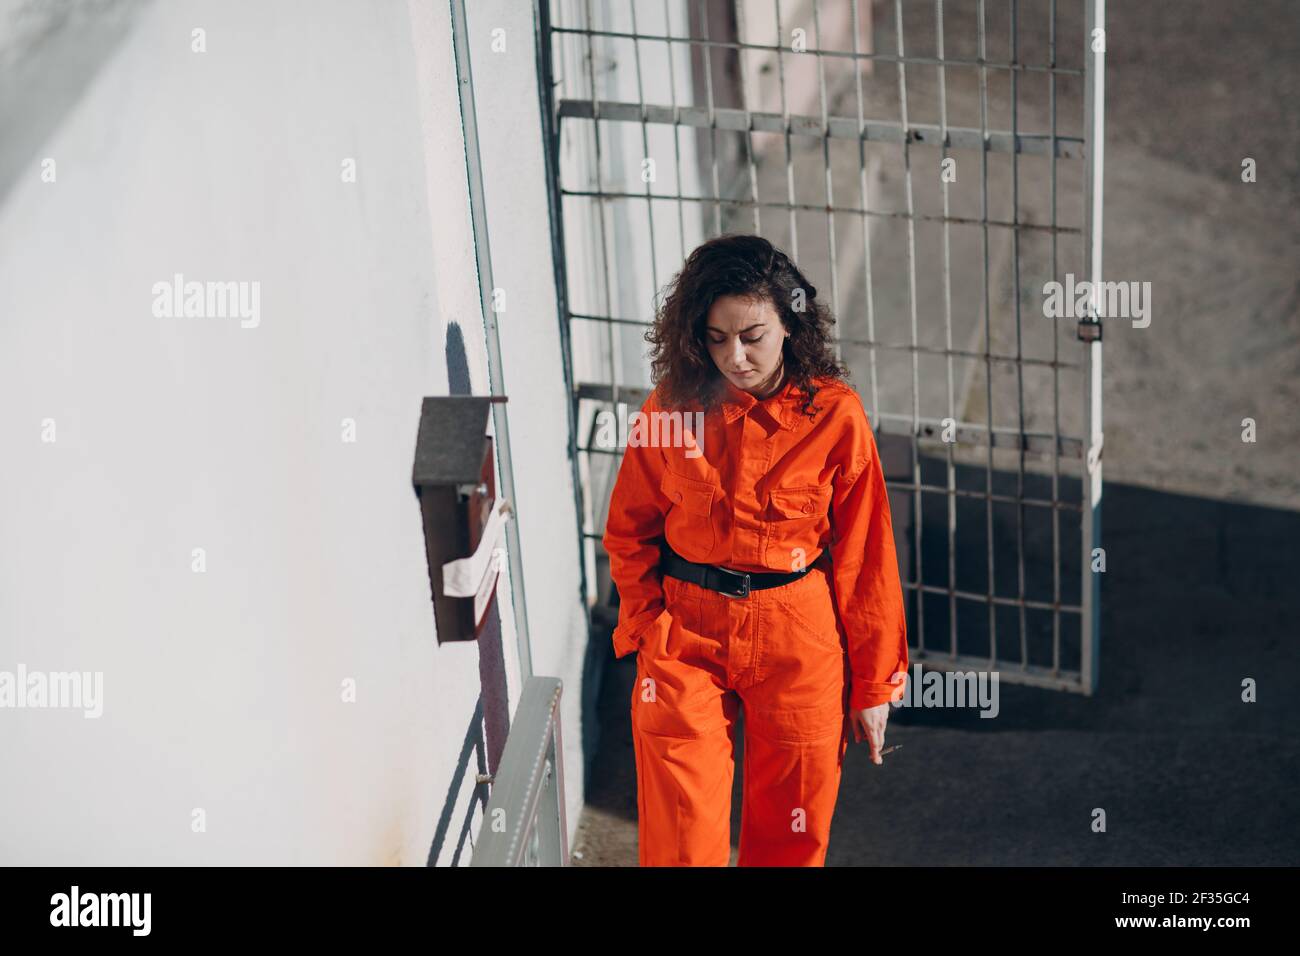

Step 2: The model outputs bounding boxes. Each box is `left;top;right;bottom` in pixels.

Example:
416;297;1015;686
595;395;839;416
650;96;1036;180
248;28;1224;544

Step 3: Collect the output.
0;0;587;865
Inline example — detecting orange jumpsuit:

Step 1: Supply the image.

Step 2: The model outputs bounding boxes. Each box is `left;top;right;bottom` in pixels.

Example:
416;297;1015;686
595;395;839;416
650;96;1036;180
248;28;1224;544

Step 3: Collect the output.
602;372;909;866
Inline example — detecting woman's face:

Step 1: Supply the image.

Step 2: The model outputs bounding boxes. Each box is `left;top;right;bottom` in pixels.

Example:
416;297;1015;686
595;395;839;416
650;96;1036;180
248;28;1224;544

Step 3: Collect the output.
704;295;791;398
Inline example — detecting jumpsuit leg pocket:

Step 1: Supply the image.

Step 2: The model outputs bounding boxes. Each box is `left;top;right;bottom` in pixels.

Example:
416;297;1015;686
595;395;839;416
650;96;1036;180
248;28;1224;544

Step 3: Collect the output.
661;574;704;657
631;591;728;741
774;573;843;653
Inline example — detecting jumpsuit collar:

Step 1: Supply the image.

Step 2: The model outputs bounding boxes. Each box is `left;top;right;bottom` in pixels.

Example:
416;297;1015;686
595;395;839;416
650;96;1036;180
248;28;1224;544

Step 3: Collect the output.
718;372;802;430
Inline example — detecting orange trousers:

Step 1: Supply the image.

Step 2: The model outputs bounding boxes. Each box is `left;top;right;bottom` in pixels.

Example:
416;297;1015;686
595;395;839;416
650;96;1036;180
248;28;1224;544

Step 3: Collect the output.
630;556;850;866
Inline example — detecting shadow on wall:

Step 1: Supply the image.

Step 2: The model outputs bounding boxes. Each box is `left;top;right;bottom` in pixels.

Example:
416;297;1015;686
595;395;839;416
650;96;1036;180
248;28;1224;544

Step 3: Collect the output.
0;0;152;207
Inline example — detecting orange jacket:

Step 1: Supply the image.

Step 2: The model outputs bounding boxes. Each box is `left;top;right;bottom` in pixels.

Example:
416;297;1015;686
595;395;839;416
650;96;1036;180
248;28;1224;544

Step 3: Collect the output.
602;373;909;711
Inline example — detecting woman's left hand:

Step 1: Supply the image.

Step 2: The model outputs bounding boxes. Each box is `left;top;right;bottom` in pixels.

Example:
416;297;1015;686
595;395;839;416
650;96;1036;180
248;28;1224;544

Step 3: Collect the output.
850;703;892;764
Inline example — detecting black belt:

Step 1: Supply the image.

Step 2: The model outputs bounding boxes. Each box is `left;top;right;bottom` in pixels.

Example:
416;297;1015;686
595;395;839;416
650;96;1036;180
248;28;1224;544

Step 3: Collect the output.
661;543;811;598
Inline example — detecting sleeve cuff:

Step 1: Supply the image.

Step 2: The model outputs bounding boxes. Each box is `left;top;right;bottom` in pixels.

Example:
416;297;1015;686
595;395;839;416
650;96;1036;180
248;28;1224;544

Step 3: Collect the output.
849;670;908;711
611;606;666;658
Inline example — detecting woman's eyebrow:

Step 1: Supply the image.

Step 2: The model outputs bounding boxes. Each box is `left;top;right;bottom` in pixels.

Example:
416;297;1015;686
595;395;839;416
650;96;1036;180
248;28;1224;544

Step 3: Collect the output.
706;323;765;335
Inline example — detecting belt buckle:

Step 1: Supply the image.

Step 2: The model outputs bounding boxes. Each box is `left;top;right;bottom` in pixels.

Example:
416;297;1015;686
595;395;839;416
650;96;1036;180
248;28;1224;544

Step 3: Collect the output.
713;566;750;598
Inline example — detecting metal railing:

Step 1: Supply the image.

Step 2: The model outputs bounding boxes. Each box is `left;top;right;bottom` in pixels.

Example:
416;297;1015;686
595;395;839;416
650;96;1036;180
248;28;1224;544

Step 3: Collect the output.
471;677;569;866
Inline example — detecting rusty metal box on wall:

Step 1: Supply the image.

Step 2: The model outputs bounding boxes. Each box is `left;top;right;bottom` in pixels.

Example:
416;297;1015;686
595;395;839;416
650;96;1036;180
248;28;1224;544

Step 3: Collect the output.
412;395;512;643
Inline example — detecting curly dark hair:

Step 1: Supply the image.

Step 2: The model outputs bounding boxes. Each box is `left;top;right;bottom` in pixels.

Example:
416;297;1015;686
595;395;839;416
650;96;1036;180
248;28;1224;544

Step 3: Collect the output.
646;234;850;423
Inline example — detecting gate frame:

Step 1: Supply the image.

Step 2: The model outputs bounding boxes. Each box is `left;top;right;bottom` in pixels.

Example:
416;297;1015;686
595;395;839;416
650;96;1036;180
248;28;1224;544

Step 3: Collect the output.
536;0;1105;696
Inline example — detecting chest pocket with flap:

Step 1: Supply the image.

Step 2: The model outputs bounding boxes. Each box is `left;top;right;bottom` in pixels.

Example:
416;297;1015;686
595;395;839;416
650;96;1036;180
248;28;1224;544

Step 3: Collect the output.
764;483;833;568
660;469;718;556
767;483;833;518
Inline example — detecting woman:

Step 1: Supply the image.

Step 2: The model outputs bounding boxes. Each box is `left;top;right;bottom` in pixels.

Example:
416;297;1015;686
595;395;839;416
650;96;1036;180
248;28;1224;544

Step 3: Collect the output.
603;233;909;867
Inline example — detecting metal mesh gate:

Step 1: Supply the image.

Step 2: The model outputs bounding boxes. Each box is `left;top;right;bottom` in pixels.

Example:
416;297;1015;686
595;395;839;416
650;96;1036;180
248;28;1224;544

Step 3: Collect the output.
538;0;1104;694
